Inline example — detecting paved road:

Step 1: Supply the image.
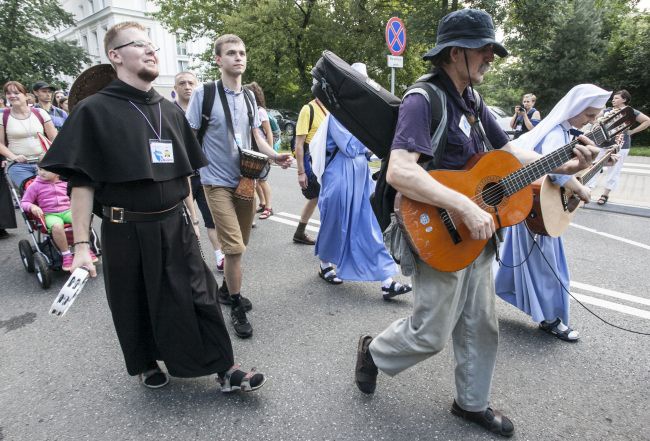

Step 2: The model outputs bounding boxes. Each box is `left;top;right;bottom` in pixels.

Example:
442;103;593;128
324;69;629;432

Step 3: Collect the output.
1;166;649;441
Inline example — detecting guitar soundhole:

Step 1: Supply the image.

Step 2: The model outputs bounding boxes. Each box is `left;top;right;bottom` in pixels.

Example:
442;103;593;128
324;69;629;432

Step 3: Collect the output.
482;182;505;207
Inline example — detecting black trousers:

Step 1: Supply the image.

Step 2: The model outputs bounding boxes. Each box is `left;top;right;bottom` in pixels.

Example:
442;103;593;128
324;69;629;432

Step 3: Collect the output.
101;208;233;377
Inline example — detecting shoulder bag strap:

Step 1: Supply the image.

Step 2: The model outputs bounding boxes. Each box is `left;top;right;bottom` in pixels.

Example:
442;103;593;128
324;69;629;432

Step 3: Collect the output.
404;81;448;169
469;88;493;152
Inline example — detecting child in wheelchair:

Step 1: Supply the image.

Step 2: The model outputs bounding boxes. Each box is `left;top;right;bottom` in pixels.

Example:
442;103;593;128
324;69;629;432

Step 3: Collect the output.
20;164;97;271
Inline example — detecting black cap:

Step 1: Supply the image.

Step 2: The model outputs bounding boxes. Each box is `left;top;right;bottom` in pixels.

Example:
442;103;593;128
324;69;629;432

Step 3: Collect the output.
422;9;508;60
32;81;56;92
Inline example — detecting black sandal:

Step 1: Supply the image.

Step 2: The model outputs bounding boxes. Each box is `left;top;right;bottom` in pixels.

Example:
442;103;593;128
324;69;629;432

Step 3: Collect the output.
382;281;412;301
319;266;343;285
597;194;608;205
451;400;514;437
539;318;580;342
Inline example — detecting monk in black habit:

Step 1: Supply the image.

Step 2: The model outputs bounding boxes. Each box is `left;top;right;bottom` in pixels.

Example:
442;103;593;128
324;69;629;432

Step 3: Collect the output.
41;21;266;392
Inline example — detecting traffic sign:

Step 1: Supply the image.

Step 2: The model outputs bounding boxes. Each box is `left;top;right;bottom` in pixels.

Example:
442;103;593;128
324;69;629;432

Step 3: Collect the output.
387;55;403;68
385;17;406;56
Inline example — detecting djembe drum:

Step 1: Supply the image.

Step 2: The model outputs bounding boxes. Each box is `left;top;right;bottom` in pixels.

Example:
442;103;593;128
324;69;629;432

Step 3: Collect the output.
234;150;269;200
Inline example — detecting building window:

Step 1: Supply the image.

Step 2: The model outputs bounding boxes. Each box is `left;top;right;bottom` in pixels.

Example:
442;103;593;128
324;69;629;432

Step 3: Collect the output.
78;4;84;18
87;0;94;14
176;34;187;56
177;60;189;72
91;30;99;55
81;35;89;52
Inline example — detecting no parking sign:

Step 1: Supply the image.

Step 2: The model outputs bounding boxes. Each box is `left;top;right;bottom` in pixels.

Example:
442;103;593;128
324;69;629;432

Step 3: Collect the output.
385;17;406;56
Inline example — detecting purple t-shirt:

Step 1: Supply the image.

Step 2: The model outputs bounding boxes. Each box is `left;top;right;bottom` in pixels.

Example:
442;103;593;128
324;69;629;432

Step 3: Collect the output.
392;80;509;170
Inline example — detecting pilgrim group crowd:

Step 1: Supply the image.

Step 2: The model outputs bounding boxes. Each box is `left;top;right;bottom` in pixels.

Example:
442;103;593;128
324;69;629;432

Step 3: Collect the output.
1;7;649;438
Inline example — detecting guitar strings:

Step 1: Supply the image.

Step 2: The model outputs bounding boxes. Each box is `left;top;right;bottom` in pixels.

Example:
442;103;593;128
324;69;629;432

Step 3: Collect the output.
496;225;650;336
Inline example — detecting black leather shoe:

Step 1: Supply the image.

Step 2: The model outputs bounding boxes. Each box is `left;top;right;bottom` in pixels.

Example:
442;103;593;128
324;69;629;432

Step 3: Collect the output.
355;335;378;394
451;400;514;437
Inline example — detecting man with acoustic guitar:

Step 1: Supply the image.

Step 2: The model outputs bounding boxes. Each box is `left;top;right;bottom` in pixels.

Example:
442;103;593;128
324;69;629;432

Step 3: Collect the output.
354;9;602;437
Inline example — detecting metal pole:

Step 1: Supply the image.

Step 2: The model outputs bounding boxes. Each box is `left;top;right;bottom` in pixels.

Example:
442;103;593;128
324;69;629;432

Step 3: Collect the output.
391;67;395;95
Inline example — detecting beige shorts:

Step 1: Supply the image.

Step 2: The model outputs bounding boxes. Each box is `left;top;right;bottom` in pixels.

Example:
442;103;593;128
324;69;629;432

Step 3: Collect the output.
203;186;255;255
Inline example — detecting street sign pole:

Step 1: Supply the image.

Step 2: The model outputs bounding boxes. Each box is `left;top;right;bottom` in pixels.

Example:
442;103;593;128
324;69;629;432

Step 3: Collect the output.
386;17;406;96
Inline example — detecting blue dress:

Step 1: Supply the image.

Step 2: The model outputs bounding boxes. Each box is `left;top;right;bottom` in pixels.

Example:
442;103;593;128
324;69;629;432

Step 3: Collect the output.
315;117;397;281
495;123;572;324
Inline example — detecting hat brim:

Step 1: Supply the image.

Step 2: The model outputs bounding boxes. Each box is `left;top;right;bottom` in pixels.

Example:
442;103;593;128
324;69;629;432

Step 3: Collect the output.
68;64;117;113
422;38;508;60
35;86;56;92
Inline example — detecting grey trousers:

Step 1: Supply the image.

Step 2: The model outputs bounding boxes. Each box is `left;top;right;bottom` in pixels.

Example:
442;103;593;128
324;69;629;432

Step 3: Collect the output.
369;246;499;412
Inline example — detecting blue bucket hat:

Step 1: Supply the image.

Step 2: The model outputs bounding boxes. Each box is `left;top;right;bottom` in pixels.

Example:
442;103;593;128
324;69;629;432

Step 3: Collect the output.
422;9;508;60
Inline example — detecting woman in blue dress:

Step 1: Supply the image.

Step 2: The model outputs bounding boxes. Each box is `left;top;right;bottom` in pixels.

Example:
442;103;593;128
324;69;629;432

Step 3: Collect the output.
495;84;613;342
312;63;411;301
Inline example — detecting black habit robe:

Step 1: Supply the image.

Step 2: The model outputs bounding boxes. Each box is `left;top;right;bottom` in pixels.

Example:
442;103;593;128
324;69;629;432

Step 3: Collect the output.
41;79;234;377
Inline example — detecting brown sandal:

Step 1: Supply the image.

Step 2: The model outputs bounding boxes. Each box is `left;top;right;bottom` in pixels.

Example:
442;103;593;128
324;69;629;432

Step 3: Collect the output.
451;400;514;437
597;194;608;205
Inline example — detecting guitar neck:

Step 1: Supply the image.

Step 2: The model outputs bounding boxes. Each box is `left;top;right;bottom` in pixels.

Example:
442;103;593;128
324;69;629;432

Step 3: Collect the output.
579;149;615;184
502;125;607;196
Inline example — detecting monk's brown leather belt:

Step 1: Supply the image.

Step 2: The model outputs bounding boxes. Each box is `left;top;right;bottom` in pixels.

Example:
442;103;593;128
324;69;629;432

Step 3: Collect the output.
101;203;182;224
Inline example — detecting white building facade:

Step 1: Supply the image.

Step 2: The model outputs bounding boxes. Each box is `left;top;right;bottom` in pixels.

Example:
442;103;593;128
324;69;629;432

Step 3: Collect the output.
54;0;208;98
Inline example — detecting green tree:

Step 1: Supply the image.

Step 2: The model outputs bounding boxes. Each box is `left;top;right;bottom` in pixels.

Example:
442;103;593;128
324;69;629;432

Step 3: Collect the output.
154;0;506;109
0;0;89;88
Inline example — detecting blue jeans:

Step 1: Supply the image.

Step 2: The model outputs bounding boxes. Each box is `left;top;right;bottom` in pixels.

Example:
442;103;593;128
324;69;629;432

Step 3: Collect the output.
7;163;38;189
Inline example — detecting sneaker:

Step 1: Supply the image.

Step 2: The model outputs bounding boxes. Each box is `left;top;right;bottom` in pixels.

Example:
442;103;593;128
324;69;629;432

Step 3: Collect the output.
230;306;253;339
293;231;315;245
216;256;224;272
62;253;74;271
217;287;253;312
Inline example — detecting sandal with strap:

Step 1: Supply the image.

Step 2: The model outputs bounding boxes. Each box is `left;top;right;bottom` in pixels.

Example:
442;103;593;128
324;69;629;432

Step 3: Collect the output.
539;318;580;342
255;204;266;213
382;281;412;301
259;208;273;219
451;400;514;437
140;364;169;389
319;266;343;285
597;194;609;205
218;365;267;393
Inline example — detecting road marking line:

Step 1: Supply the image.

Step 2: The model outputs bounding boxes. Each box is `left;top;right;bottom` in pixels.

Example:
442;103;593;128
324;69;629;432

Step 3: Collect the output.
569;223;650;251
623;163;650;169
621;168;650;175
571;292;650;320
276;212;321;225
571;281;650;306
267;215;319;232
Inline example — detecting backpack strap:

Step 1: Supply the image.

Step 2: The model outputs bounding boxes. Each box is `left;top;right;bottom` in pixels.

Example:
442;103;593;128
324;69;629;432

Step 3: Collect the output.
403;80;448;169
2;108;10;147
308;103;314;133
197;81;216;145
31;108;46;127
241;87;258;151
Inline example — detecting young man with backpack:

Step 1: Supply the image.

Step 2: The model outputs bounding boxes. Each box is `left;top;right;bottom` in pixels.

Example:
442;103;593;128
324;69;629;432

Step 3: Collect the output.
293;97;328;244
33;81;68;130
186;34;292;339
353;9;601;437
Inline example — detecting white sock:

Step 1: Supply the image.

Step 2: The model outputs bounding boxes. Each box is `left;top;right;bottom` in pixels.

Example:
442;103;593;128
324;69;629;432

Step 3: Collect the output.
215;249;224;261
320;260;332;270
61;250;71;256
381;277;394;289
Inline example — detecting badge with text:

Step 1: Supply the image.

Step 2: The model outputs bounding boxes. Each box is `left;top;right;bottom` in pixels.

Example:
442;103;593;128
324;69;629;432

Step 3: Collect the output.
459;115;472;138
149;139;174;163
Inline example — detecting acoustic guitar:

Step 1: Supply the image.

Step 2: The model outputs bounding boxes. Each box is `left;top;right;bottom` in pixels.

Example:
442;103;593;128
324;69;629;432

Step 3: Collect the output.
394;107;635;272
526;132;624;237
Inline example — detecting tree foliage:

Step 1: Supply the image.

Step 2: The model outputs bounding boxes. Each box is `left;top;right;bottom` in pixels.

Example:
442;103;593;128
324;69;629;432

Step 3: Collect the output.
153;0;649;144
0;0;89;89
153;0;504;108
